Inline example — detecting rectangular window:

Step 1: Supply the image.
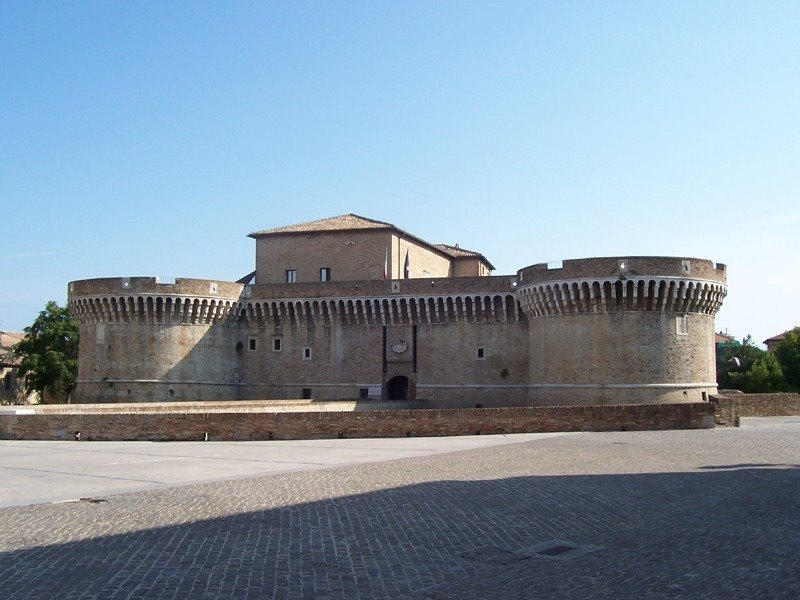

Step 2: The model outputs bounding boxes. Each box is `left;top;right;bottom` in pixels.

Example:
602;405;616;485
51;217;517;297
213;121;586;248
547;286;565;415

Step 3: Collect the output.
359;388;369;399
320;267;331;282
286;269;297;283
248;338;257;351
302;388;312;399
303;347;312;360
273;338;282;351
477;347;485;359
3;373;11;391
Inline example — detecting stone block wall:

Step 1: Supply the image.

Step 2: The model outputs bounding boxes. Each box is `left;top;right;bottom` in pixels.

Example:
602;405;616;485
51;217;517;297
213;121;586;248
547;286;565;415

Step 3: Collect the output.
67;253;727;408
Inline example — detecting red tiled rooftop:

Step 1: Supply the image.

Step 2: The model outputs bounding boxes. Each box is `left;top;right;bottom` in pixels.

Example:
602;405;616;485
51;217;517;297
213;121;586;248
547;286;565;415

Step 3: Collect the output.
249;214;393;237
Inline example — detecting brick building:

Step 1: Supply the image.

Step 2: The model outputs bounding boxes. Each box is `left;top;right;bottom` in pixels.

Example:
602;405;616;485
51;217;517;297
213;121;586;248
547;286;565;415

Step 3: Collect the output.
763;332;787;353
0;331;37;405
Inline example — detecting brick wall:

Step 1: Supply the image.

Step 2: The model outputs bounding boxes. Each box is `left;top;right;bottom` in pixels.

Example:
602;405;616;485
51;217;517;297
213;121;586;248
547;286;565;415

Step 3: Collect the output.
0;402;715;441
712;393;800;426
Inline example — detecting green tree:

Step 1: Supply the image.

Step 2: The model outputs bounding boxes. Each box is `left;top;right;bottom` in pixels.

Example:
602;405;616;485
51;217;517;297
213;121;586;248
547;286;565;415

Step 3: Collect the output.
717;335;761;389
727;352;788;393
717;334;788;393
10;301;79;403
775;326;800;391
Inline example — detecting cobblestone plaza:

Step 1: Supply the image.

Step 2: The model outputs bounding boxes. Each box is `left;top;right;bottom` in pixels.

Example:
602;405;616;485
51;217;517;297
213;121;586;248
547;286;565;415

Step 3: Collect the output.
1;418;798;598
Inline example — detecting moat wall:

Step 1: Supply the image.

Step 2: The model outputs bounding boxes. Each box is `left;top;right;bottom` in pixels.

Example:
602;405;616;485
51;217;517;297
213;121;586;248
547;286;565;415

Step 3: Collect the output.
712;393;800;426
0;402;716;441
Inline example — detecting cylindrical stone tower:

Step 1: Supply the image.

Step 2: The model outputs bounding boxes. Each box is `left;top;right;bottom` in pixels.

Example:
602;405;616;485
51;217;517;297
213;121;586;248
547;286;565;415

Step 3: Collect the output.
516;257;726;405
68;277;245;403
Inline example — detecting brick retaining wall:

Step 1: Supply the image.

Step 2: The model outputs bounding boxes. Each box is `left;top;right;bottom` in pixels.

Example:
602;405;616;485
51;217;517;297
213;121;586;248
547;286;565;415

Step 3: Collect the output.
712;393;800;426
3;399;417;415
0;403;715;441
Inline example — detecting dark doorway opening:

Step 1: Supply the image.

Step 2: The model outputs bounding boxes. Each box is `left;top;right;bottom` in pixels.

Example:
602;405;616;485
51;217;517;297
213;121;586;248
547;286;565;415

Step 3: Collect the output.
386;376;409;401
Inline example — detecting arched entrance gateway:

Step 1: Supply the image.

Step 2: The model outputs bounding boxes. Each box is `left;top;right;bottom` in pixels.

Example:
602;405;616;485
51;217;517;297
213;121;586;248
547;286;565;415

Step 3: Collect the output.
386;375;409;401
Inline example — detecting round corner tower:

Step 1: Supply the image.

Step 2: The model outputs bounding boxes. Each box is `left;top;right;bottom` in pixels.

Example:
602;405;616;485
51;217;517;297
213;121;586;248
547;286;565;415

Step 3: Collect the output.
516;257;727;405
68;277;245;403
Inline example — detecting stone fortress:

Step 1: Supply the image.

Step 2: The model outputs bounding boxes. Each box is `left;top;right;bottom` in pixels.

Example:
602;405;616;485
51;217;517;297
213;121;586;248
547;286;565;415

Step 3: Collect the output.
68;214;727;407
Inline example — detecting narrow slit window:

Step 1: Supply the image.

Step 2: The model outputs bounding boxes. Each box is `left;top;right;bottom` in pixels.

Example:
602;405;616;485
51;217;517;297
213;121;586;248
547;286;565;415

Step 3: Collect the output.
477;347;485;359
303;347;312;360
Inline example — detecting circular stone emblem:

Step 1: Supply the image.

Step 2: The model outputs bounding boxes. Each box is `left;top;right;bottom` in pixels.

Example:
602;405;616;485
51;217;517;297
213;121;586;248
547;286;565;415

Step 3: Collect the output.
391;340;408;354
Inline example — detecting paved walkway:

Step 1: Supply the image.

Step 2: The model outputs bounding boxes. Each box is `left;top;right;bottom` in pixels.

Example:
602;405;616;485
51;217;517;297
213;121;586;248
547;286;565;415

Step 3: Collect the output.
1;418;799;598
0;433;566;508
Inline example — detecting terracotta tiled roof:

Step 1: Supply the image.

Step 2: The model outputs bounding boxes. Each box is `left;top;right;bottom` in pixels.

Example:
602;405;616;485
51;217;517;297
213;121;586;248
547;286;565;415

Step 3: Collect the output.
236;271;256;285
0;331;24;365
763;332;787;345
434;244;495;270
435;244;481;259
715;332;736;344
249;214;393;237
0;331;23;351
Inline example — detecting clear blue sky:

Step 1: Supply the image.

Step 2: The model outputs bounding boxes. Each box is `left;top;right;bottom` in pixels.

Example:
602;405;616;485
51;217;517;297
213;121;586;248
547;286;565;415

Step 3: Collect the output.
1;2;798;345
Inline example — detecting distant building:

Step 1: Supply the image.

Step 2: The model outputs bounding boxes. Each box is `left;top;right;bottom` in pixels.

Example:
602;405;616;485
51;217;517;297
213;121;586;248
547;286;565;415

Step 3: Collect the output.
714;331;738;362
0;331;37;404
715;332;736;345
763;332;787;353
68;214;728;407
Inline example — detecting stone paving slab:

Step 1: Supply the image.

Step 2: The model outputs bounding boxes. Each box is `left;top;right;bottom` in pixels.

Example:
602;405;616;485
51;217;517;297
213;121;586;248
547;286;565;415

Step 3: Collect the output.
0;418;799;599
0;433;567;508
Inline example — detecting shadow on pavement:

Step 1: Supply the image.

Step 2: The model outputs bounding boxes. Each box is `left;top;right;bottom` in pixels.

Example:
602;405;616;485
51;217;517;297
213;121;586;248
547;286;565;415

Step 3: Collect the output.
0;466;798;599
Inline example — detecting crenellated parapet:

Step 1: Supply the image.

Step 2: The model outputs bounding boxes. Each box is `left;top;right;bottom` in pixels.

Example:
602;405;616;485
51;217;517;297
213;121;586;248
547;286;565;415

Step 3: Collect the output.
516;257;726;319
68;276;524;327
68;277;244;326
517;277;727;318
239;293;523;327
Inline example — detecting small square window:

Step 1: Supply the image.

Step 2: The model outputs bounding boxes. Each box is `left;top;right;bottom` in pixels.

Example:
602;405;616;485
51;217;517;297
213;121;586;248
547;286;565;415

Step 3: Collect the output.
248;338;257;351
359;388;369;399
477;348;485;359
320;267;331;282
273;338;282;351
302;388;312;399
286;269;297;283
303;347;312;360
